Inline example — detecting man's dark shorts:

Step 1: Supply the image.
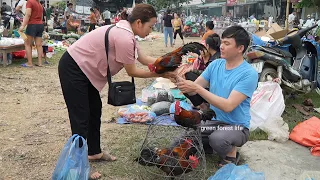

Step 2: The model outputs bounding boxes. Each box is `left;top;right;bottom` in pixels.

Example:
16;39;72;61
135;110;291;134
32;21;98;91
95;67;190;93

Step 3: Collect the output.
43;46;48;54
26;24;44;37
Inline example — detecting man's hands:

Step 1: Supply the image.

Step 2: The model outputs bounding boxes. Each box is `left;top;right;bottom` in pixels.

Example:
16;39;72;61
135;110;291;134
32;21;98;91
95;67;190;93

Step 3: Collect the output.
175;76;199;95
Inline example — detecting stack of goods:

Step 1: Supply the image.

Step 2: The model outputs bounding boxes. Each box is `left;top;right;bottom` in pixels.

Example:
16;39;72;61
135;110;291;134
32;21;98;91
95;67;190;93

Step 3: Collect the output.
118;105;156;123
148;89;175;116
62;33;81;40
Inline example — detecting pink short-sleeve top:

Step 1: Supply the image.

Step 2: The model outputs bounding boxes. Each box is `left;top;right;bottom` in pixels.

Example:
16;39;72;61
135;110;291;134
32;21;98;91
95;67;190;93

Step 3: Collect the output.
67;20;138;92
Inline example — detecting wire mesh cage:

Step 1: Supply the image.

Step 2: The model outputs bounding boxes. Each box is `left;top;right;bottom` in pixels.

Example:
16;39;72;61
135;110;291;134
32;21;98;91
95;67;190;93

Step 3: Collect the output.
136;113;206;180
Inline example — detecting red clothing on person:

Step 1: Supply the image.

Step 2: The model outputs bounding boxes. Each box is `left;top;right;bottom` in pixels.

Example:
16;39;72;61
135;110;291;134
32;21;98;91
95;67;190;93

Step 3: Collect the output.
26;0;43;24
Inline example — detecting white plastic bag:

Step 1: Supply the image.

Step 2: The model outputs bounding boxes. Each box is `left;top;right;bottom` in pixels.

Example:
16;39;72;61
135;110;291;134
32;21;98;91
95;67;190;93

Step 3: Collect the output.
249;81;285;131
260;116;289;143
32;49;38;58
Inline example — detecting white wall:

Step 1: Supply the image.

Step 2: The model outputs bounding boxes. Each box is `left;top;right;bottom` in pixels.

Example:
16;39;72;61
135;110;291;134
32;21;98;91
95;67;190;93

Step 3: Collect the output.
2;0;18;9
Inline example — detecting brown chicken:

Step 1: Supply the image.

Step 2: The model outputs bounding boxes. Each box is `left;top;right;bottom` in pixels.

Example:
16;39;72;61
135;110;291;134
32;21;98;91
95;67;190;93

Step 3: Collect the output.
174;101;216;130
148;42;208;74
136;139;199;178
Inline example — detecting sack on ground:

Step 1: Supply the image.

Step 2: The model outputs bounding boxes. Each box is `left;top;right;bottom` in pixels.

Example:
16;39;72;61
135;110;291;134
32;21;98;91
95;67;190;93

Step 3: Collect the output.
250;81;285;131
260;116;289;143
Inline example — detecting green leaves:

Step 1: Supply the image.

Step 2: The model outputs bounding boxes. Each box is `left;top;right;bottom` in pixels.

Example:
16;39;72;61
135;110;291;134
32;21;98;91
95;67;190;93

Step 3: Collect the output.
297;0;320;8
53;1;66;11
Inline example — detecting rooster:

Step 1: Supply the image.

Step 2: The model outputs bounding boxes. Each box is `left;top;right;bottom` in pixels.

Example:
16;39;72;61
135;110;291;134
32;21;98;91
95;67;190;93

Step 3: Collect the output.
136;138;199;178
148;42;208;74
174;101;216;130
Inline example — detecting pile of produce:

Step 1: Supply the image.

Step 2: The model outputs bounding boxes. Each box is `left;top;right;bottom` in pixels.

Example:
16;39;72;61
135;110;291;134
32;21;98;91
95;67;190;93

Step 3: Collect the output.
118;105;156;123
62;38;77;47
62;33;81;40
148;89;175;116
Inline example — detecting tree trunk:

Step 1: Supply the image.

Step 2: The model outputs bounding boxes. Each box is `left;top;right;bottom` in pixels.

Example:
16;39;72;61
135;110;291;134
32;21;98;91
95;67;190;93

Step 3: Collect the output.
273;0;277;21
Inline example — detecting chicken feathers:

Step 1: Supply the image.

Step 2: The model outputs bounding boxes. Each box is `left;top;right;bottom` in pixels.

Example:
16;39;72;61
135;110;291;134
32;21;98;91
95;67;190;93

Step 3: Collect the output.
174;101;216;130
136;139;199;177
148;42;208;74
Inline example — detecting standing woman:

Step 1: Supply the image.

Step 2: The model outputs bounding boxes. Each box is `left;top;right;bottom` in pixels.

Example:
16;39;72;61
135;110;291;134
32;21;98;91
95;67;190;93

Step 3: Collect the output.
201;21;215;45
19;0;44;67
173;13;185;46
58;4;173;179
89;8;96;32
163;9;174;47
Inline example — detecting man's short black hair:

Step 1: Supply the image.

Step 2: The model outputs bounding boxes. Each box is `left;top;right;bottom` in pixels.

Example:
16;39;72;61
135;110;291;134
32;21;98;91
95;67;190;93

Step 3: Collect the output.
3;2;6;4
222;26;250;53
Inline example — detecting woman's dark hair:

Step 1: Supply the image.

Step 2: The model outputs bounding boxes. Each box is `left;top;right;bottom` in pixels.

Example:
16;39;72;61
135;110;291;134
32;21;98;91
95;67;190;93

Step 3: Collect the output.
205;34;221;52
120;4;157;24
90;8;94;12
206;21;214;30
68;3;73;7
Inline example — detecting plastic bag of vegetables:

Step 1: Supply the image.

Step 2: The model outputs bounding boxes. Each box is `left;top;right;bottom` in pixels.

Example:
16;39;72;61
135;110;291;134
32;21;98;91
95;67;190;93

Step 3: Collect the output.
118;105;156;123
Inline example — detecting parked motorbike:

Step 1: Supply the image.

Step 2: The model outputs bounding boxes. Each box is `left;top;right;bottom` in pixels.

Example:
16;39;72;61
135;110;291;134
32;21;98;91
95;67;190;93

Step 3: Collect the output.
2;11;23;30
247;24;320;94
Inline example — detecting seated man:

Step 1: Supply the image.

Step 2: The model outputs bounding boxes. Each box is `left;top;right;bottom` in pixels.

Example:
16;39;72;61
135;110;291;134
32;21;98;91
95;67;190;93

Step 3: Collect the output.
66;15;80;33
176;26;258;167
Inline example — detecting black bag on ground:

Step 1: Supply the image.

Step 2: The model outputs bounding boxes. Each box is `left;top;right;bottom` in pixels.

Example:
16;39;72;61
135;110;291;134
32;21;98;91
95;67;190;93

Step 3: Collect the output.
105;25;136;106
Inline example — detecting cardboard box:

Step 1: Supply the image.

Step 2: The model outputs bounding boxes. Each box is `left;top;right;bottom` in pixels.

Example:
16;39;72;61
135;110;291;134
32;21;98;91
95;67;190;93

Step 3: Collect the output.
255;30;274;39
269;29;288;40
254;23;289;40
267;23;284;34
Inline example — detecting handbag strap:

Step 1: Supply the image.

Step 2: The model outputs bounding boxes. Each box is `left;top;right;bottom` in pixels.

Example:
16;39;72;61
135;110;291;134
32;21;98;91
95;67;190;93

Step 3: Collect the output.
105;25;135;84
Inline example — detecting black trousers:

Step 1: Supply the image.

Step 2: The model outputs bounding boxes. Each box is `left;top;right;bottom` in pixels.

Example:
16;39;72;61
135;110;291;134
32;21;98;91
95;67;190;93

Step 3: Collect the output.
58;51;102;156
174;28;183;40
105;19;111;25
89;23;96;32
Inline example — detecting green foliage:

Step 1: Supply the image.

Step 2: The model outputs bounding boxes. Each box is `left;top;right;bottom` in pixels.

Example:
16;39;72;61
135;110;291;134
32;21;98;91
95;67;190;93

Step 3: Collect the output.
297;0;320;8
53;1;66;11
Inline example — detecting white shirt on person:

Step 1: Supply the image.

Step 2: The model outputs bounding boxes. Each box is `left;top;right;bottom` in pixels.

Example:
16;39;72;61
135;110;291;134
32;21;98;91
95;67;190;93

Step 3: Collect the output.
102;10;111;19
288;13;295;24
17;0;27;15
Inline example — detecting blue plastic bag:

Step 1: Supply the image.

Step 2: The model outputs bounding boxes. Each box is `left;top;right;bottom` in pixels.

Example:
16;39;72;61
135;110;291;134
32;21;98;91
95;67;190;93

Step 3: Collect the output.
52;134;90;180
208;164;265;180
251;33;267;46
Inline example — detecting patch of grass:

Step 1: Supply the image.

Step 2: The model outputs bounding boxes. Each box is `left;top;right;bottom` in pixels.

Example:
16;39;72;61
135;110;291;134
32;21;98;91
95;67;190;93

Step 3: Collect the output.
98;124;222;179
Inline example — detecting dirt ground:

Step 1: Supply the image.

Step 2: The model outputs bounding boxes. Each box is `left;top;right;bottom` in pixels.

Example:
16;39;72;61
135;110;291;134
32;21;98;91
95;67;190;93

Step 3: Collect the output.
0;33;210;180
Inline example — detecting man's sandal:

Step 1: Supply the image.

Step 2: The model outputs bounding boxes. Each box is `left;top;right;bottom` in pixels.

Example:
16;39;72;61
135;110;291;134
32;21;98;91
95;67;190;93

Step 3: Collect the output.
218;152;240;167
